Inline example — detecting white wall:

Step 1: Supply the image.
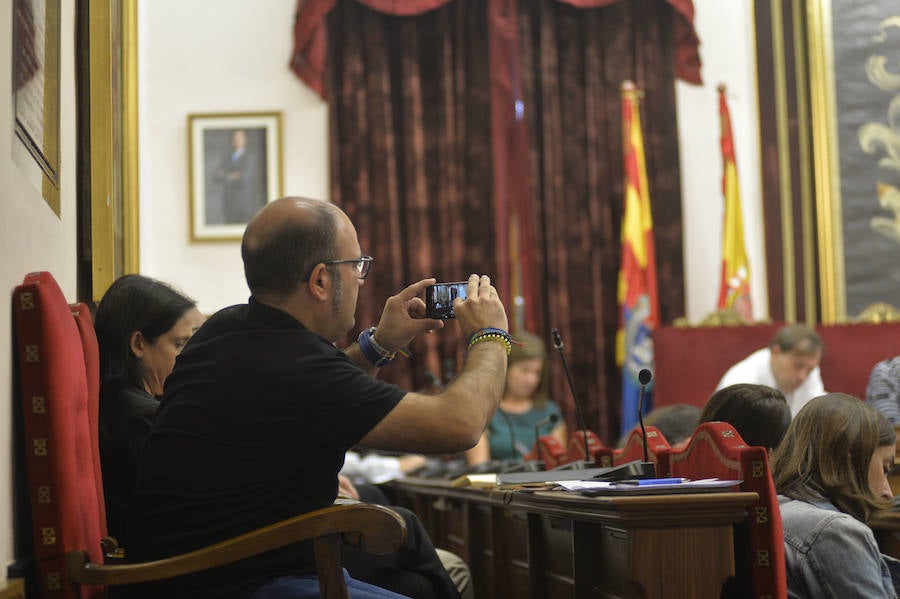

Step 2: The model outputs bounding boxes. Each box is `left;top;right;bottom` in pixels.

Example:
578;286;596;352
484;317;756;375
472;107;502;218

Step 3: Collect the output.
139;0;329;315
677;0;768;322
1;0;78;577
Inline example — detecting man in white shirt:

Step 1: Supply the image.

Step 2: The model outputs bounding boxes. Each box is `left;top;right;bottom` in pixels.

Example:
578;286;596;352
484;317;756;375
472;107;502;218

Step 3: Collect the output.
716;324;825;416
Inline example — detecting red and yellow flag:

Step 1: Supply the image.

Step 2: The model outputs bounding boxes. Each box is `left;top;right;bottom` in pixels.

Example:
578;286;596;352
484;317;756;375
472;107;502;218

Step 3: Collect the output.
616;80;660;434
717;85;752;321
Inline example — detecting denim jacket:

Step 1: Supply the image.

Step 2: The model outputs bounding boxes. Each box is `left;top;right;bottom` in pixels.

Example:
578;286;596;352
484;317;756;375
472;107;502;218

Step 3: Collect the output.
778;494;896;598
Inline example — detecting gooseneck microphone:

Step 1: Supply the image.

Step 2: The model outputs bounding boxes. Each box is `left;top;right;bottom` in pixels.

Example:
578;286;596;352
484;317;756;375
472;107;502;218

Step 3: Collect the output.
637;368;652;464
533;413;559;465
551;328;591;466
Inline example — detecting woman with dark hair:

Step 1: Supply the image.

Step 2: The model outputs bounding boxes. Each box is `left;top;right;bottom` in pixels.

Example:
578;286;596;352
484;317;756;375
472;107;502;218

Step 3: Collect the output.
94;274;205;540
772;393;898;598
465;331;566;464
699;383;791;450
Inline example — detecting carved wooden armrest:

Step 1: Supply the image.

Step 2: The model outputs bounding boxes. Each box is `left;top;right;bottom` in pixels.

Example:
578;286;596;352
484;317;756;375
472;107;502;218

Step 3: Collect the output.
67;502;406;586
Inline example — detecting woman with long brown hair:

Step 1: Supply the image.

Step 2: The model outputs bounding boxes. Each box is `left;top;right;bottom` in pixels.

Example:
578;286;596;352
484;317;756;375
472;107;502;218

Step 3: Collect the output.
771;392;898;597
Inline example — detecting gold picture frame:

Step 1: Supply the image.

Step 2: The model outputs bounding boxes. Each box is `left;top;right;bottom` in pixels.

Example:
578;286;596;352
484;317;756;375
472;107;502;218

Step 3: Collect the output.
85;0;140;301
807;0;900;322
187;112;283;241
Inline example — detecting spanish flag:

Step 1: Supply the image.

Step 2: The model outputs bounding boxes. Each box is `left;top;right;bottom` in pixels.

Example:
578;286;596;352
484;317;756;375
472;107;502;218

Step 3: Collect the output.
717;85;753;321
616;81;660;434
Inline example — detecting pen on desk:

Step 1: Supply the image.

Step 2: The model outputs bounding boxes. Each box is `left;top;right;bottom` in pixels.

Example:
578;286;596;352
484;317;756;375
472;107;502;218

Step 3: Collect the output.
618;478;686;486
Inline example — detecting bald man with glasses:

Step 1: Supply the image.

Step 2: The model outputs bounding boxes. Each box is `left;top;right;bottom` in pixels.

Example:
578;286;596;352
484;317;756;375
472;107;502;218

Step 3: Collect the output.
127;197;508;599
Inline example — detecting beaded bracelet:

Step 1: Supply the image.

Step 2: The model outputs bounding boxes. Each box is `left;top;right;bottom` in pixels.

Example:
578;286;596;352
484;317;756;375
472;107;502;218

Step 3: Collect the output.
466;327;512;355
466;327;509;347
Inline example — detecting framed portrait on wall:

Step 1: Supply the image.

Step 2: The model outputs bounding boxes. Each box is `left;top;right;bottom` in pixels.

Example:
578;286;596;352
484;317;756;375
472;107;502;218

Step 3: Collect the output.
188;112;283;241
808;0;900;322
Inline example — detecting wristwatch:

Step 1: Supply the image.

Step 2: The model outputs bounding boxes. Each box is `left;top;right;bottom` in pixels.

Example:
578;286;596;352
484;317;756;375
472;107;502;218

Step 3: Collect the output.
358;326;396;367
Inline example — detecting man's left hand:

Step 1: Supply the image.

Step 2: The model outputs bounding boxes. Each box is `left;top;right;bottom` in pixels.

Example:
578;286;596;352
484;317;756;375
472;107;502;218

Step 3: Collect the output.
373;278;444;353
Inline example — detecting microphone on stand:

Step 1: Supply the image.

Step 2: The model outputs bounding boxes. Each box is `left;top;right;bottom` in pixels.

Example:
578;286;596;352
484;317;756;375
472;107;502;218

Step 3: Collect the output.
637;368;652;466
551;328;592;468
626;368;656;479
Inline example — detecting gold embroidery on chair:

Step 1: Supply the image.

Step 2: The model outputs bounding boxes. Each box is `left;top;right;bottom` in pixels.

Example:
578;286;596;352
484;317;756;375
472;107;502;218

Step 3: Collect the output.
20;292;35;310
25;344;39;362
755;506;768;524
752;460;765;478
41;527;56;545
32;396;46;413
34;439;48;456
757;548;770;567
38;486;52;503
46;572;61;590
721;429;735;438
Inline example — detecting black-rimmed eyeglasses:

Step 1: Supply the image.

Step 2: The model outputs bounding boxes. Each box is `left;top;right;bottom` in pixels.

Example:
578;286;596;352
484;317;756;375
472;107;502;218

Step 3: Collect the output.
304;255;374;281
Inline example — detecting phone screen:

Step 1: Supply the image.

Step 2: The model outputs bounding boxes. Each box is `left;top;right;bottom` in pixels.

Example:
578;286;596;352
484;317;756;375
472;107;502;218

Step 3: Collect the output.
425;282;468;319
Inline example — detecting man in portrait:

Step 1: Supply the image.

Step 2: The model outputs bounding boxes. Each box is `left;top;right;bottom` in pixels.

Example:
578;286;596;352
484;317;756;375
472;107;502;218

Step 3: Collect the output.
210;128;264;225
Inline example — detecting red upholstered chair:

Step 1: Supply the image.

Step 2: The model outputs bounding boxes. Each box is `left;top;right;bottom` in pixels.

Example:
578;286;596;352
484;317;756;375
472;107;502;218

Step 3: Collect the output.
656;422;787;599
612;426;670;466
523;435;568;468
13;271;406;599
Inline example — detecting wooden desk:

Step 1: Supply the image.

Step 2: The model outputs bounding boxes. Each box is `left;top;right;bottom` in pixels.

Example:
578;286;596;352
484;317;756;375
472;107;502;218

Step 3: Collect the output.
387;478;757;599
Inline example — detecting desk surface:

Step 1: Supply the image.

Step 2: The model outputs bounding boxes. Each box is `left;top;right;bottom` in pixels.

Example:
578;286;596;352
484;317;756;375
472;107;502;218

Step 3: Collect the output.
394;476;756;520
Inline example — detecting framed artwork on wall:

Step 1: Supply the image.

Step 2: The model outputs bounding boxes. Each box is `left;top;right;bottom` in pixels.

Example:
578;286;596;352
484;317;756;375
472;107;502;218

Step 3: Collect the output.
188;112;283;241
13;0;61;215
808;0;900;322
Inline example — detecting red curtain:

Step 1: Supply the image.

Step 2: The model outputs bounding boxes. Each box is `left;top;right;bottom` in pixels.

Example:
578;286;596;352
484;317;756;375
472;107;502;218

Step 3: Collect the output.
291;0;700;96
517;0;687;441
321;1;495;391
291;0;697;437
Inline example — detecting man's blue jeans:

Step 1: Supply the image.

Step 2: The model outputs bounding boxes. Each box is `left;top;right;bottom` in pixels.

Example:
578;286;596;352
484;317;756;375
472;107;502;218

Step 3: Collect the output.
250;569;410;599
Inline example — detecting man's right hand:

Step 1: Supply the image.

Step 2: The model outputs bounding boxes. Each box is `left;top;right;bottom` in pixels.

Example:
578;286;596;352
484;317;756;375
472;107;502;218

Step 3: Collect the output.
453;274;509;339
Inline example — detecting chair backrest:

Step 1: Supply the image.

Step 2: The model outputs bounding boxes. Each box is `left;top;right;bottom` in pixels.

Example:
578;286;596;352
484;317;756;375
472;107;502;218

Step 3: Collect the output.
612;426;670;466
656;422;787;599
13;272;106;599
523;435;568;468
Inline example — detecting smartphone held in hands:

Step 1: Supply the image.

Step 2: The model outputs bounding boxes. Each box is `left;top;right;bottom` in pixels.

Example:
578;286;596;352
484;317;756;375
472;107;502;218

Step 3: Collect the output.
425;281;468;319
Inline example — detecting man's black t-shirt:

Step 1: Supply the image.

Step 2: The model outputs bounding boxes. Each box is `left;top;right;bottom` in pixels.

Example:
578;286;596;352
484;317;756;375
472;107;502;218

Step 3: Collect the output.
126;299;405;598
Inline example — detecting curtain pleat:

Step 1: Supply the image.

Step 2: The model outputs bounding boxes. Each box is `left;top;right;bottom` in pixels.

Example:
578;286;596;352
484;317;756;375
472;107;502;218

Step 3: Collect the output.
518;0;685;441
326;1;494;390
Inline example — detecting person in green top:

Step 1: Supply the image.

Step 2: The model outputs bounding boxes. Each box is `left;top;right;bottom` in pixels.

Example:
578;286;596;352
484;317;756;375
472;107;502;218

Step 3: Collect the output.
465;331;567;463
